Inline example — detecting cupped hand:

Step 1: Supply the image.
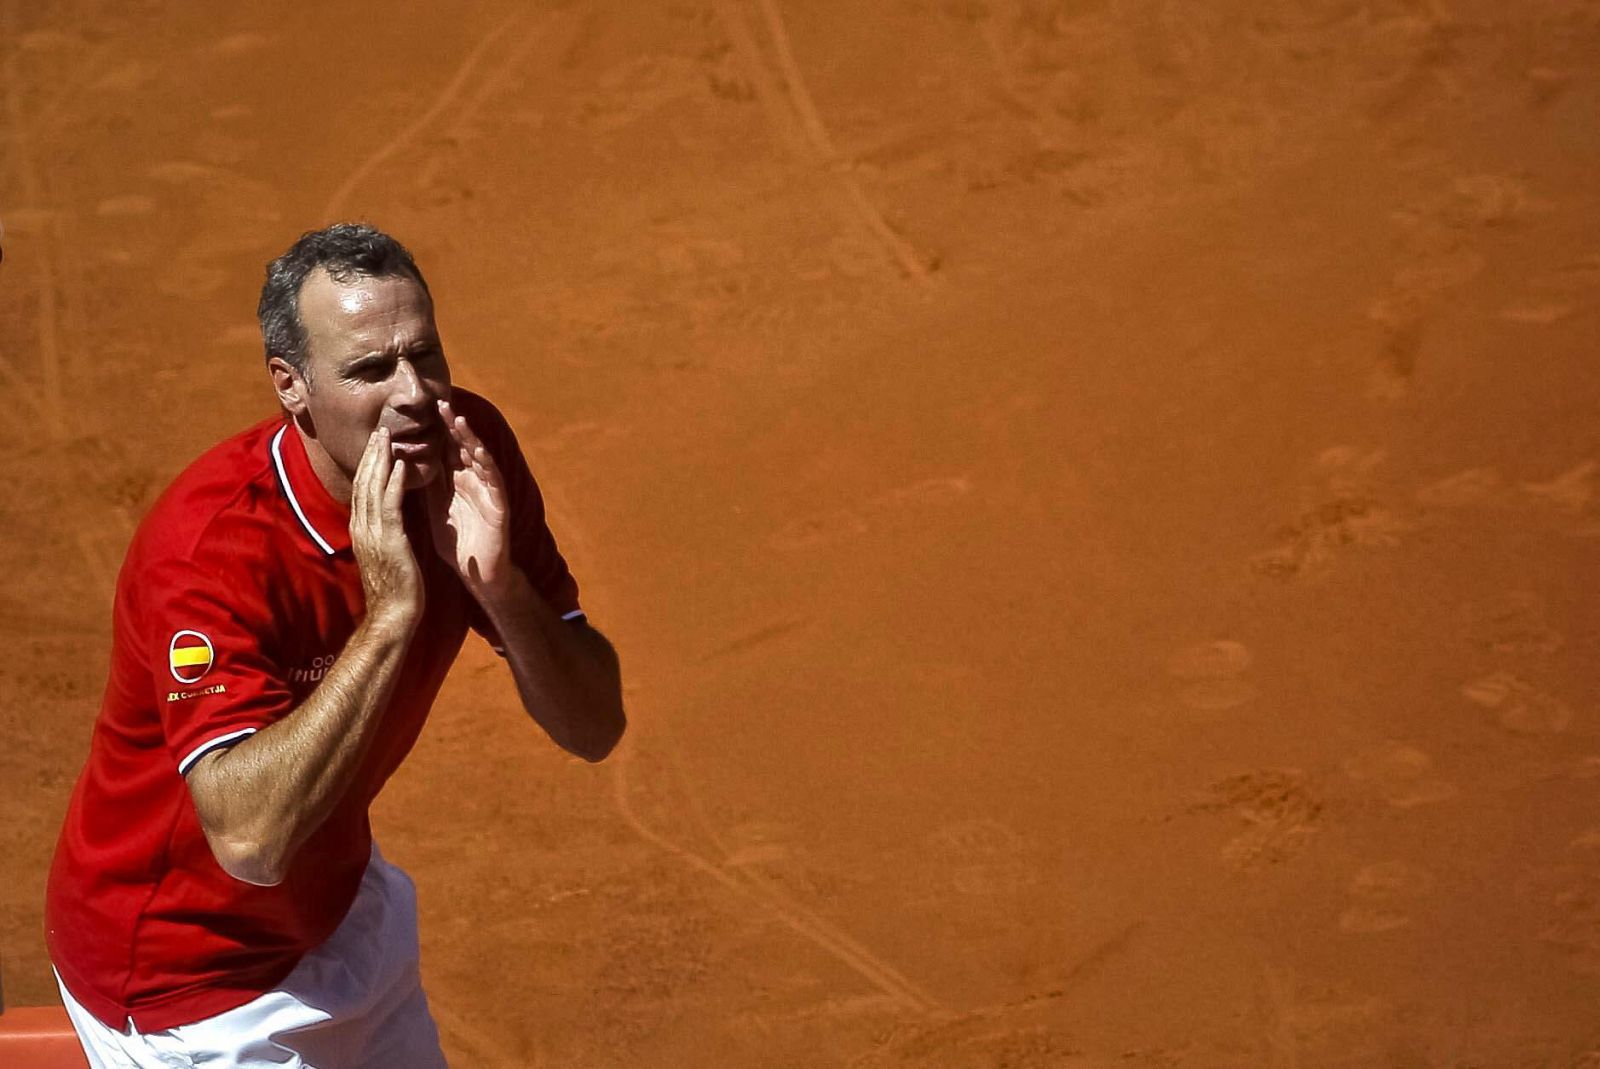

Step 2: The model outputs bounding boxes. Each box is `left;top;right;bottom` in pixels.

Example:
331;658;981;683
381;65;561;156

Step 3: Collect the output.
425;399;512;595
350;426;424;624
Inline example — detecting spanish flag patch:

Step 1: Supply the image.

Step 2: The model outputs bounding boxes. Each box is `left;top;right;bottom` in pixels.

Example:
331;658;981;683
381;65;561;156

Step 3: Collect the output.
169;630;215;684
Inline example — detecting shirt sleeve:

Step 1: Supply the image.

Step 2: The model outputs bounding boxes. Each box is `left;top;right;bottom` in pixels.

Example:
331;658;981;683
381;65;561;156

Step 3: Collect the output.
142;556;295;776
453;393;585;651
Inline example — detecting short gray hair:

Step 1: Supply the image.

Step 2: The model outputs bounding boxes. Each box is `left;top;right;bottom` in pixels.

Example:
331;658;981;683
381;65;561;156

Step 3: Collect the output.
258;223;430;379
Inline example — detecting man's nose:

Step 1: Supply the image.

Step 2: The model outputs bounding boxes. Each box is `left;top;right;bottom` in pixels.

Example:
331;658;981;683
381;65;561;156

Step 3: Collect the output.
391;358;435;410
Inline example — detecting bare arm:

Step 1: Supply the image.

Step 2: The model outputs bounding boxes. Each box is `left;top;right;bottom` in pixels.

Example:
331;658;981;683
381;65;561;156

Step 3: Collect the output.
186;427;423;886
424;399;624;761
478;567;625;762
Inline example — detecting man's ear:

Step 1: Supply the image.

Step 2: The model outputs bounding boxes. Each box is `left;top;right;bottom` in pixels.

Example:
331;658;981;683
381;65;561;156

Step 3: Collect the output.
267;356;309;417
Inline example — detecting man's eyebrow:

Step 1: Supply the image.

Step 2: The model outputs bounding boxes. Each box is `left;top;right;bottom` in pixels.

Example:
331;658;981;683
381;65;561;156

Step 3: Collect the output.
339;340;440;372
340;353;393;372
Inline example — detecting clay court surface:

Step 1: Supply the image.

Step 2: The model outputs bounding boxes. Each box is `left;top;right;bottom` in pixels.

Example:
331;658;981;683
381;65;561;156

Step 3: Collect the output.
3;0;1600;1064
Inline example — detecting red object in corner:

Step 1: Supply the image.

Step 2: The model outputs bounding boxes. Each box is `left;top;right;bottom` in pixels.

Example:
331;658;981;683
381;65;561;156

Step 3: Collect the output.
0;1005;88;1068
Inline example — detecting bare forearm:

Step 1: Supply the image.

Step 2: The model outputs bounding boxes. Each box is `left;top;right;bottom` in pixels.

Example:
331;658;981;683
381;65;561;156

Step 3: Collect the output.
478;569;625;761
188;610;417;884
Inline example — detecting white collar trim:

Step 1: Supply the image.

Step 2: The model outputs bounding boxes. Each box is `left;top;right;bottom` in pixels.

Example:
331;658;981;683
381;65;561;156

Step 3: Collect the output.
270;424;336;556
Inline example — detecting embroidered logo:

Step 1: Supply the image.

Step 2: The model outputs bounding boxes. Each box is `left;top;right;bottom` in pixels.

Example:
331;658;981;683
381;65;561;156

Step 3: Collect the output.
168;630;215;684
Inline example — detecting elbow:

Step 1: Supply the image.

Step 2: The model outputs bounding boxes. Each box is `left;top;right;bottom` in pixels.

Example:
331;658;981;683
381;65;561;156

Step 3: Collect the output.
567;634;625;762
186;750;291;885
572;706;627;763
208;833;289;887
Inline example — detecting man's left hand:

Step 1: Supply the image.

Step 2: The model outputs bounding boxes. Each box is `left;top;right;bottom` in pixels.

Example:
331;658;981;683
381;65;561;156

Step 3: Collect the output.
426;399;513;597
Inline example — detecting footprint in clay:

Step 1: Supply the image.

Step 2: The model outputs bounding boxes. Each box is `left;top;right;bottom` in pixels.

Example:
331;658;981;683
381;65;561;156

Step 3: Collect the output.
1338;860;1435;934
1461;672;1573;735
1191;769;1321;868
1164;639;1257;711
1342;741;1458;809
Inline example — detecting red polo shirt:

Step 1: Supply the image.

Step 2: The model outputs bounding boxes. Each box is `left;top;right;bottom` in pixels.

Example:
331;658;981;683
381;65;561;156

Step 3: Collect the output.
45;387;583;1032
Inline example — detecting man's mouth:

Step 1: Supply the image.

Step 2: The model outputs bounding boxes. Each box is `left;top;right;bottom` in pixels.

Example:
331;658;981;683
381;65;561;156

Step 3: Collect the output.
389;424;439;459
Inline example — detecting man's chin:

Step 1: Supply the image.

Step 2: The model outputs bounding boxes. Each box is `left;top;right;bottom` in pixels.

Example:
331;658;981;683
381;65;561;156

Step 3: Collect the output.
399;459;442;491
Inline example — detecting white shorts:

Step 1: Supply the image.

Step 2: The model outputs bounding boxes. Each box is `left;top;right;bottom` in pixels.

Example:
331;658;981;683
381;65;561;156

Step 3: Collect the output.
56;843;447;1069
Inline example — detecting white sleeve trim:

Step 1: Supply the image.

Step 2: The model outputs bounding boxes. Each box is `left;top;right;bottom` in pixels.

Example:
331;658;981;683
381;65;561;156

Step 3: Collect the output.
561;609;586;621
178;727;259;776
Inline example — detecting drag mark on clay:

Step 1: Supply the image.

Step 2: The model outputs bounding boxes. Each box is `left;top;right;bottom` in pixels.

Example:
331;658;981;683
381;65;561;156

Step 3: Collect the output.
322;11;527;220
754;0;934;281
752;0;835;163
709;0;807;156
642;717;941;1011
844;924;1144;1068
609;739;941;1014
843;921;1141;1069
410;12;579;193
711;0;935;283
1045;920;1143;997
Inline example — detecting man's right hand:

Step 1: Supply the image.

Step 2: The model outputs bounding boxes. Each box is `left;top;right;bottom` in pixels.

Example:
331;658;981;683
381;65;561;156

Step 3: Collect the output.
191;426;427;885
351;426;423;625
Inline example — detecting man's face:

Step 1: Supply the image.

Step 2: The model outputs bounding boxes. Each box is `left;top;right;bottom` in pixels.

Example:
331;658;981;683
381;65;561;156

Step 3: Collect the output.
292;268;451;493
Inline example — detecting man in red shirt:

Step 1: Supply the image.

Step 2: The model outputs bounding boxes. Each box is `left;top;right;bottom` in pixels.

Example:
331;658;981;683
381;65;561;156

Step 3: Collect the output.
45;223;626;1066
